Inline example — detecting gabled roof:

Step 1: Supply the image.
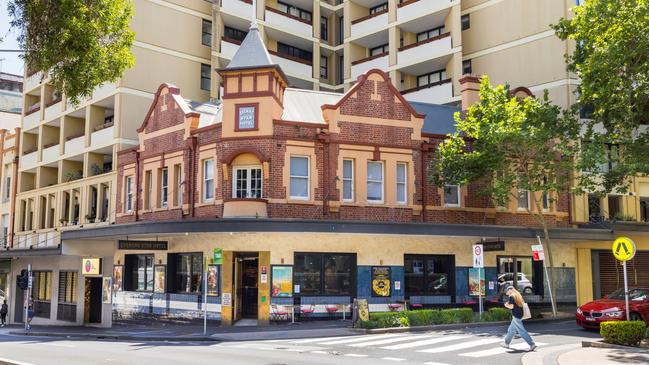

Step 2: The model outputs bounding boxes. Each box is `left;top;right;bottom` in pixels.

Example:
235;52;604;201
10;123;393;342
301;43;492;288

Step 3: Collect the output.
410;102;460;136
136;83;199;133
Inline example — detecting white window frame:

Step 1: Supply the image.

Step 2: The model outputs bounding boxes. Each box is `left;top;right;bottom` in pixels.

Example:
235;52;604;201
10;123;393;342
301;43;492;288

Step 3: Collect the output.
175;165;183;207
160;168;168;208
443;184;461;207
232;165;263;199
366;161;384;204
289;156;310;200
517;189;530;211
203;159;214;202
396;162;407;205
342;159;354;202
125;176;133;212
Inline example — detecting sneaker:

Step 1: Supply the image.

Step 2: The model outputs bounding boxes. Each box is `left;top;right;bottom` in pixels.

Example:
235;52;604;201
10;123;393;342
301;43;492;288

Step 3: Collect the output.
501;343;510;349
529;344;537;352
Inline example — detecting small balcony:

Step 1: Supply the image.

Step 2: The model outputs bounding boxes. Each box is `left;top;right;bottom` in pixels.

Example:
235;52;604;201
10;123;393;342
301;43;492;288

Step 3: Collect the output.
43;97;63;122
269;51;313;80
65;135;85;156
41;143;60;164
90;123;114;150
23;104;41;131
220;37;241;60
24;71;43;91
92;82;117;101
223;198;268;218
351;52;389;80
265;6;313;39
351;9;388;38
21;151;38;170
402;79;453;104
220;0;252;19
397;0;453;23
397;33;452;68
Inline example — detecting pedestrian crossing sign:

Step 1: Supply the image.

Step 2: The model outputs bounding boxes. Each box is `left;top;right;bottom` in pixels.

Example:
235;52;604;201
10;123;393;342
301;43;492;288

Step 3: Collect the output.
612;236;636;262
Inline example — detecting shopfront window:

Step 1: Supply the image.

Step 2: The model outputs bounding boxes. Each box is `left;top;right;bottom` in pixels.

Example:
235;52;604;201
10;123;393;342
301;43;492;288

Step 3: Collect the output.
174;253;203;293
294;253;356;296
404;255;454;296
57;271;77;322
497;256;540;295
125;254;154;292
32;271;52;318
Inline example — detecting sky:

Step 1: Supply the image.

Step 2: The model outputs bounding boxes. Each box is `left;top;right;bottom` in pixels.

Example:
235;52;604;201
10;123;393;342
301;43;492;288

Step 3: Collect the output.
0;0;24;76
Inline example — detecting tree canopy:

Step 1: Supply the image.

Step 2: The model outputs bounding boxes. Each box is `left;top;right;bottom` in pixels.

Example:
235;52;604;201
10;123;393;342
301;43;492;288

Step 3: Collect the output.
8;0;135;104
553;0;649;192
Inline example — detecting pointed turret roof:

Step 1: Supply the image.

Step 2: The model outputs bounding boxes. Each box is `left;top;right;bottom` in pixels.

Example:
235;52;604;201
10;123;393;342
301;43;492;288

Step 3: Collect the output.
226;24;275;70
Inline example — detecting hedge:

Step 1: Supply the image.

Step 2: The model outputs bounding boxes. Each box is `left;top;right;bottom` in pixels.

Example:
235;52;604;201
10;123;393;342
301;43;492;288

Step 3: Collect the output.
482;308;512;322
357;308;495;329
600;321;647;347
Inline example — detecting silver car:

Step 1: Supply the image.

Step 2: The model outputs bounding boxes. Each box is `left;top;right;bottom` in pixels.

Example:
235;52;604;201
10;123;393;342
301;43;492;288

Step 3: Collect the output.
498;273;534;294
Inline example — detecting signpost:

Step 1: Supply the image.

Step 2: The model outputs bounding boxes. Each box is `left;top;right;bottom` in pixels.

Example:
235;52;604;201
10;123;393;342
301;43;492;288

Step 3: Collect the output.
25;264;31;330
472;244;484;318
535;236;557;317
203;256;208;335
612;236;636;321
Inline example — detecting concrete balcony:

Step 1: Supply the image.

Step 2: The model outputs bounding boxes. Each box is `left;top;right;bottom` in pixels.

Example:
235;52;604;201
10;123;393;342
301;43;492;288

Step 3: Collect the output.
43;99;63;122
223;199;268;218
42;144;60;164
65;135;85;156
23;108;40;131
397;33;452;68
351;10;388;38
92;82;117;101
24;71;43;91
220;38;241;60
402;79;453;104
90;125;114;150
220;0;252;19
20;151;38;170
351;53;389;80
265;7;313;39
397;0;453;24
270;51;313;80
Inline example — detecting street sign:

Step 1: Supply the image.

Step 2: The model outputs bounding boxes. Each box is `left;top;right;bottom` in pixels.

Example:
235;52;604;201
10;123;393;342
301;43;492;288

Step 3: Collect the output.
472;244;484;268
531;244;545;261
612;237;636;262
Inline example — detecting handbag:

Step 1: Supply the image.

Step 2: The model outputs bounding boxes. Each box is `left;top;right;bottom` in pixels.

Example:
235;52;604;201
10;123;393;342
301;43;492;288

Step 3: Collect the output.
522;302;532;320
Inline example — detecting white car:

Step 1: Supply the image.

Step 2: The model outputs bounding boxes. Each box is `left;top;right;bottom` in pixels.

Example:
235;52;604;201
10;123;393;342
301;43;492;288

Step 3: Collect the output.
498;273;534;294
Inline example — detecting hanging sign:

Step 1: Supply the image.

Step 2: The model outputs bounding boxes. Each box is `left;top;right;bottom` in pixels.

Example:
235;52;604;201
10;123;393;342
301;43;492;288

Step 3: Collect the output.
472;244;484;268
371;266;391;297
213;248;223;265
612;237;636;262
531;244;545;261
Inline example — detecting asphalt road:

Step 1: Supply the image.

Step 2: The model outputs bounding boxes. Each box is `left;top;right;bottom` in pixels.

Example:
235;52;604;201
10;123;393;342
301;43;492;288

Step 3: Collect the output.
0;320;601;365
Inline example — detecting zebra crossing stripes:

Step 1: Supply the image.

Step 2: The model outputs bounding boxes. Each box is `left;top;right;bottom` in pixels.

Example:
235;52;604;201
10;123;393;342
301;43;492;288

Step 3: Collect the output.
461;342;546;357
289;336;351;344
348;334;429;347
316;334;403;345
380;335;470;350
417;337;503;353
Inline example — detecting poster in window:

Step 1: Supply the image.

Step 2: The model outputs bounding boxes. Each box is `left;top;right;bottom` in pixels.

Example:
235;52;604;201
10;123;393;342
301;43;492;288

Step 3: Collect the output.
154;265;166;294
207;265;219;296
469;268;485;296
112;265;123;291
102;277;112;304
271;266;293;297
371;266;391;297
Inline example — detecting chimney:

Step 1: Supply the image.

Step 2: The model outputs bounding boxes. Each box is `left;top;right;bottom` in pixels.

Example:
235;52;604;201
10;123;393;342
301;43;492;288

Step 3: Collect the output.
459;75;481;111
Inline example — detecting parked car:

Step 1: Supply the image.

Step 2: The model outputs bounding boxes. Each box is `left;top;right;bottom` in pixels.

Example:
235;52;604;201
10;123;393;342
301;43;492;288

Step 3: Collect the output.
576;288;649;330
498;272;534;294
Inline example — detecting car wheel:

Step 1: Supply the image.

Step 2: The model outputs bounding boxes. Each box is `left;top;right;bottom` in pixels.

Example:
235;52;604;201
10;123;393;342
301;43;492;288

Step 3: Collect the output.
524;287;533;294
630;312;643;322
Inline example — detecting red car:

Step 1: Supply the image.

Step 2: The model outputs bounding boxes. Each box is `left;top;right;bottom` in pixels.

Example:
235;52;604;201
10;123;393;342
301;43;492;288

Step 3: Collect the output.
576;288;649;330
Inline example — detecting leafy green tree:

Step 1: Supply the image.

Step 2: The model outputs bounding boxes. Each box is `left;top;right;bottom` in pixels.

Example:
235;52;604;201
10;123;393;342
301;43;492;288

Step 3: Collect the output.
553;0;649;192
8;0;135;104
430;77;589;315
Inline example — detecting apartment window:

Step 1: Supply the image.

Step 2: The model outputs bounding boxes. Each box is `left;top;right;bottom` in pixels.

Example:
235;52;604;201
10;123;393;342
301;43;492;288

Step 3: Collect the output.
404;254;455;296
338;55;344;84
290;156;309;200
224;26;247;42
640;197;649;222
172;253;203;294
608;195;622;220
417;69;447;87
145;171;152;210
293;252;356;296
277;42;312;62
542;191;550;211
396;162;407;204
461;14;470;31
57;271;77;322
126;254;154;292
125;176;133;212
342;159;354;202
278;1;312;22
588;194;602;222
444;185;460;207
370;44;388;57
3;173;10;201
369;2;388;14
233;166;262;199
416;26;445;42
32;271;52;318
367;161;384;203
320;16;328;41
338;16;344;44
160;168;169;208
462;60;472;75
200;63;211;91
320;55;328;79
174;165;183;206
518;189;530;210
200;159;214;202
598;144;618;173
1;214;8;245
202;19;212;46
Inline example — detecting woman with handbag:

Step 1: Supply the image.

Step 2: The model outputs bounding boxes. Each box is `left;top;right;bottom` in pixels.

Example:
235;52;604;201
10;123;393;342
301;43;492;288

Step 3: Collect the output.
502;285;537;351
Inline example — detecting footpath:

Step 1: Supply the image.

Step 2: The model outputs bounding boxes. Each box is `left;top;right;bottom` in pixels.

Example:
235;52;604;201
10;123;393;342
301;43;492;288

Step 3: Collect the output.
522;341;649;365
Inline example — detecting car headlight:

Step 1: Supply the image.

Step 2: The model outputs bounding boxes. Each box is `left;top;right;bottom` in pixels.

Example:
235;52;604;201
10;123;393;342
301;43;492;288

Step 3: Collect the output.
577;308;583;315
605;311;623;317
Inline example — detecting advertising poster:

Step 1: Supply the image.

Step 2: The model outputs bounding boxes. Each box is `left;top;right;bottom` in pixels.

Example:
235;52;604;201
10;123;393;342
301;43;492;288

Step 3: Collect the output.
112;265;123;291
469;268;485;296
154;265;166;294
207;265;219;296
213;248;223;265
102;277;112;304
371;266;391;297
271;266;293;297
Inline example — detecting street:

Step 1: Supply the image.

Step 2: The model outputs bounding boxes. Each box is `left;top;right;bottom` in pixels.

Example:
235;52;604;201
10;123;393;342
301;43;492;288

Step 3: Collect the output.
0;320;602;365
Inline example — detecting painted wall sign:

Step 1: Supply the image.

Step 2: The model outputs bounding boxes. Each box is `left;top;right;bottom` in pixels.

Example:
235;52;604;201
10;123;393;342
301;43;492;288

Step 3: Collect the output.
118;240;168;250
82;258;102;275
371;266;391;297
272;266;293;297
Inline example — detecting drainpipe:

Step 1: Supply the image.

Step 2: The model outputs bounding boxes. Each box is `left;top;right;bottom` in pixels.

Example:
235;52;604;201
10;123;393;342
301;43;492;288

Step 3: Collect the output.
10;127;21;249
420;142;430;222
189;136;197;218
134;151;140;221
318;132;330;217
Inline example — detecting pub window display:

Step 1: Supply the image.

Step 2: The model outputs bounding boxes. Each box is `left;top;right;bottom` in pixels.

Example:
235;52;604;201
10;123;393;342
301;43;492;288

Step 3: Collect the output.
293;253;356;296
404;254;454;296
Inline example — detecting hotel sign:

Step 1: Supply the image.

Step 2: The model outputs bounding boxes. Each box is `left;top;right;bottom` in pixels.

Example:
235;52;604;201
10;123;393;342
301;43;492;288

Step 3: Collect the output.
82;258;102;275
118;240;168;250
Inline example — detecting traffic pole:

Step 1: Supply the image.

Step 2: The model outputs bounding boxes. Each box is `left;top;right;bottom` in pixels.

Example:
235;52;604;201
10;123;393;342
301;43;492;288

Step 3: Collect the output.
203;257;208;335
623;261;630;321
537;236;557;317
25;264;31;330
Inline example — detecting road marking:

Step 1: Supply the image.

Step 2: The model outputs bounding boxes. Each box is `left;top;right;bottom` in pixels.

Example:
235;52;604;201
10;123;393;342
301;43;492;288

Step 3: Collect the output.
344;353;368;357
0;358;36;365
418;337;502;353
461;342;547;357
423;362;451;365
348;335;427;347
381;357;406;361
381;335;470;350
319;334;401;345
290;336;351;344
311;350;328;354
41;343;75;348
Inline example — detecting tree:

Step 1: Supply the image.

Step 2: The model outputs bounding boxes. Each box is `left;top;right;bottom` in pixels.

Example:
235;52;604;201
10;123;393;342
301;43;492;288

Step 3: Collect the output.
8;0;135;104
553;0;649;192
430;77;589;315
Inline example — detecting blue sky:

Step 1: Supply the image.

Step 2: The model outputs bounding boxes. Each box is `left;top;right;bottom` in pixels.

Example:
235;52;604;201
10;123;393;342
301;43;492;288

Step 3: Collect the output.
0;0;24;76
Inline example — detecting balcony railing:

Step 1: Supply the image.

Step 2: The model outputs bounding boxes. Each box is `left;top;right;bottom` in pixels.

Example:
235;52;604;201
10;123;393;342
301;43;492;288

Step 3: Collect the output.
397;32;452;68
351;8;388;25
401;78;453;104
351;52;389;79
269;50;313;79
220;0;252;19
397;0;453;23
265;6;313;38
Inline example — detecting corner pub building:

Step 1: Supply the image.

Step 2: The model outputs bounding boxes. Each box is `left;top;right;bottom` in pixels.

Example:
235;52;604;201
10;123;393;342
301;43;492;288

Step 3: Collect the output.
46;23;610;327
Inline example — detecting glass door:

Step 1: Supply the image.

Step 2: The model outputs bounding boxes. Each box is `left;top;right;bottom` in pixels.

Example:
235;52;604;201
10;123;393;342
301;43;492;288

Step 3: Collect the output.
497;256;536;296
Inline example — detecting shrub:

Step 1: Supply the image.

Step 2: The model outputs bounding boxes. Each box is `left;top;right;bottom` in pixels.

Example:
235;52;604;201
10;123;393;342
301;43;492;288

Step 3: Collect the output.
406;310;439;326
369;312;409;328
600;321;647;347
483;308;512;322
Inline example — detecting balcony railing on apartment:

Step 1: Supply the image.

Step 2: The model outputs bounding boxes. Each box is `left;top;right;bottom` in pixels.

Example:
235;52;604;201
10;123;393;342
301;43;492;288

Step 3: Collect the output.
45;96;62;108
399;32;451;52
24;103;40;116
351;8;388;25
268;49;313;66
222;36;243;46
265;6;313;25
397;0;420;7
401;78;452;95
351;51;388;66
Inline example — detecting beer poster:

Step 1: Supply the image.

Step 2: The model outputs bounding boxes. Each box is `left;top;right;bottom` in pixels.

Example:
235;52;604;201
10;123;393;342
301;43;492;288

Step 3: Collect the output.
271;266;293;297
371;266;391;297
154;265;166;294
207;265;219;296
112;265;123;291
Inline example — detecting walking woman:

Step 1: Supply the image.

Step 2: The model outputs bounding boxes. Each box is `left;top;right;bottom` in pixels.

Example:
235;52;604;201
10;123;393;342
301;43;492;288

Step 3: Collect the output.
502;285;536;351
0;299;7;327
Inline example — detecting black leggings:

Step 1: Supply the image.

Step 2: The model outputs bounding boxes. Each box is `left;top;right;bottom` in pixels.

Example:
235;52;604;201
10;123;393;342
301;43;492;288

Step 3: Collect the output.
0;313;6;325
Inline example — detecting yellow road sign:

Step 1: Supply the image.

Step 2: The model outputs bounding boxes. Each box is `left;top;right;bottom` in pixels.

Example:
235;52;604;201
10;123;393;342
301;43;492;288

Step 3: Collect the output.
612;237;636;262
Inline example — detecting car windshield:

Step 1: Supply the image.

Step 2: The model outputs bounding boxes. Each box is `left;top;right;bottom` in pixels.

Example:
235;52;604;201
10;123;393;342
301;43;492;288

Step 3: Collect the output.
607;288;649;301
